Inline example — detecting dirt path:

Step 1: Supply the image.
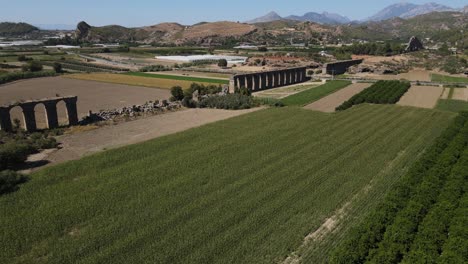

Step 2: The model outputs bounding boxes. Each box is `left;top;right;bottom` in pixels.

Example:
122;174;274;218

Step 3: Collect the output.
397;86;444;109
304;83;371;112
27;108;260;170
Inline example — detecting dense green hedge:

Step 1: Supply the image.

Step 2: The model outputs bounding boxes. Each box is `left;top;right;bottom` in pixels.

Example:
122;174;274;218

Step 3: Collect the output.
0;70;57;85
336;80;410;111
329;112;468;263
198;94;257;110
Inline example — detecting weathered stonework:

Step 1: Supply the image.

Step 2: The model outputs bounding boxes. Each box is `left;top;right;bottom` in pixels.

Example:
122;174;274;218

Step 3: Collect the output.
405;36;424;52
229;67;307;93
322;59;363;75
0;96;78;132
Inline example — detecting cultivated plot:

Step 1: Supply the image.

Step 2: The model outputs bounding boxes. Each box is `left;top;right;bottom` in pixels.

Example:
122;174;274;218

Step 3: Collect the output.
397;85;444;109
0;105;454;264
304;83;370;112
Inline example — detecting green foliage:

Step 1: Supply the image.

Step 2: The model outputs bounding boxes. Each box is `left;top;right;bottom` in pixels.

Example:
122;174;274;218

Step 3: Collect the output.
281;81;351;106
0;105;453;263
234;86;251;96
217;59;228;67
432;74;468;84
336;81;410;111
335;42;405;56
53;62;63;73
330;112;468;264
124;72;229;85
198;94;257;110
436;99;468;113
22;61;43;72
17;55;32;62
170;86;184;101
139;64;171;72
0;71;57;85
0;170;28;196
0;22;38;36
442;57;465;75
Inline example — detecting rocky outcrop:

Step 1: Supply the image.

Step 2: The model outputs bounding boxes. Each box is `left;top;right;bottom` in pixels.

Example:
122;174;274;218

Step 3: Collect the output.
75;21;92;39
405;36;424;52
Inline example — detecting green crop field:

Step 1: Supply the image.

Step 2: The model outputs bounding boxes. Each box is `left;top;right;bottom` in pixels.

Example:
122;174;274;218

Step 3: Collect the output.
281;80;351;106
431;74;468;84
125;72;230;85
0;105;454;264
436;99;468;113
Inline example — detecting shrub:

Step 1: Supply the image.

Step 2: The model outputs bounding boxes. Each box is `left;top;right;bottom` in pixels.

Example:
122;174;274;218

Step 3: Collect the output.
218;59;228;68
139;64;171;72
0;170;28;195
0;142;35;170
22;61;43;72
0;71;57;85
53;62;63;73
170;86;184;101
198;94;257;110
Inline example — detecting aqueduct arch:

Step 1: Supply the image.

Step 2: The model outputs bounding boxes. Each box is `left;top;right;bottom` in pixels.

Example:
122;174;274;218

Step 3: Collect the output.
229;67;308;93
0;96;78;132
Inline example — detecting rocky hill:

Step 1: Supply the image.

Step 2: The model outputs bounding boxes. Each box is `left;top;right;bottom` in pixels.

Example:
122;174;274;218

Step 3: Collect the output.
0;22;38;36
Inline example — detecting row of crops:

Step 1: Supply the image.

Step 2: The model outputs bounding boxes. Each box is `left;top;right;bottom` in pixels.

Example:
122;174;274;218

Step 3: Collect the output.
336;80;411;111
330;111;468;264
61;60;130;72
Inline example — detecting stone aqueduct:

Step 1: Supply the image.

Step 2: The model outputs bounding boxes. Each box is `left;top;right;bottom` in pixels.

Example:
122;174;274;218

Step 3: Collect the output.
0;96;78;132
229;67;307;93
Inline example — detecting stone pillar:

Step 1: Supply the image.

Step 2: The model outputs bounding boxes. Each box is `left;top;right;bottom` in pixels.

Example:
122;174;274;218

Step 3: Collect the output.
260;73;267;90
0;107;13;132
43;101;59;129
277;71;282;87
293;69;298;83
267;72;273;89
282;71;288;86
246;75;253;91
64;97;79;126
288;70;293;85
252;74;260;91
21;103;37;132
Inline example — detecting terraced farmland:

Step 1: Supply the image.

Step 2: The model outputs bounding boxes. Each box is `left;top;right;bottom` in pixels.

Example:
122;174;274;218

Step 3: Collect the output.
0;105;454;263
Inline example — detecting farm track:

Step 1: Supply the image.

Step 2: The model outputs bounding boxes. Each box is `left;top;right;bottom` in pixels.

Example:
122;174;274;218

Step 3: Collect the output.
304;83;370;112
0;105;454;264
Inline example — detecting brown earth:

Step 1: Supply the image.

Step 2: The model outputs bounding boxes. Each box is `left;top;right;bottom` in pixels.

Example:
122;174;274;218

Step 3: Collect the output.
25;108;261;171
304;83;371;113
182;21;256;39
452;88;468;101
397;85;444;109
0;77;170;129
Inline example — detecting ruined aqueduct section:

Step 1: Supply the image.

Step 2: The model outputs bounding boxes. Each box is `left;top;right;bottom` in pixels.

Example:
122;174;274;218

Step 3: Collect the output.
0;96;78;132
229;67;307;93
322;59;363;75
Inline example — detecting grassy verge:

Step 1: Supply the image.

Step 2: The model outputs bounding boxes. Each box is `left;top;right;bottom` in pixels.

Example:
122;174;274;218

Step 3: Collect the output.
281;80;351;106
125;72;230;85
436;99;468;113
431;74;468;84
0;105;453;263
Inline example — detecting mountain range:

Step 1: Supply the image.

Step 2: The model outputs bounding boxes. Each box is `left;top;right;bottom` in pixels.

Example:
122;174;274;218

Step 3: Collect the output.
246;2;466;24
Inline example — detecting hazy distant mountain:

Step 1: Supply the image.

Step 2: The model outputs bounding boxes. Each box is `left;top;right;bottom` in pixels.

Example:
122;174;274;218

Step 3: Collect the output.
368;2;456;21
246;11;283;24
286;12;350;25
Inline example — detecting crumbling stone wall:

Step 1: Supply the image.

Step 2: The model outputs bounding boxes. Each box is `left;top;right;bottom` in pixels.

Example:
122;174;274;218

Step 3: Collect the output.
0;96;78;132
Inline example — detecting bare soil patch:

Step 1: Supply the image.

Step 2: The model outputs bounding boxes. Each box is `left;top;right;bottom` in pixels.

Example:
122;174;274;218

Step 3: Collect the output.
304;83;371;112
397;85;444;109
0;77;170;128
452;88;468;101
354;70;431;82
29;108;260;170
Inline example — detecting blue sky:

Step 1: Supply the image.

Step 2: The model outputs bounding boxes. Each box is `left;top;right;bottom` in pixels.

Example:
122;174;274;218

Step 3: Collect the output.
2;0;467;27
